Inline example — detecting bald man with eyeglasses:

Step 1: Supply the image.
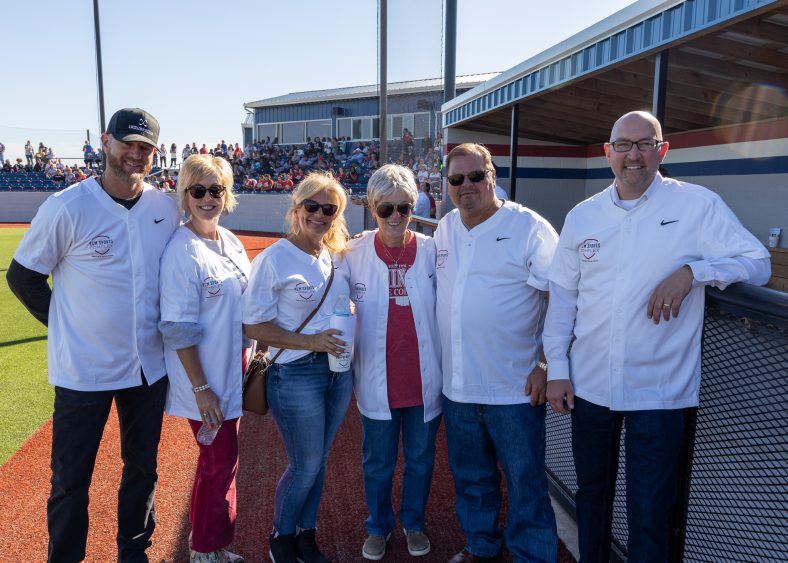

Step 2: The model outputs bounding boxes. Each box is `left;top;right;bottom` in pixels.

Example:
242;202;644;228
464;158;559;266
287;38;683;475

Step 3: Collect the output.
544;111;771;562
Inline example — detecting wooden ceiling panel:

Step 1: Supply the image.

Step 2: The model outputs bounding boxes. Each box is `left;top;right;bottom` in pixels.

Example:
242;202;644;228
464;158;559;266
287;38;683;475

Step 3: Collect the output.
455;6;788;144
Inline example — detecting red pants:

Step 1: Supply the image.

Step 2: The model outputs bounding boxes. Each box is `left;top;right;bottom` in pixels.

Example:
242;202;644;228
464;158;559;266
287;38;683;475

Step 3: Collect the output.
187;417;240;553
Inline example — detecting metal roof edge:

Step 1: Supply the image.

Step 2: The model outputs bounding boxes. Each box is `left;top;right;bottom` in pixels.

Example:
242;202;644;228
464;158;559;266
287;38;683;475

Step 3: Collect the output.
441;0;682;115
244;73;500;110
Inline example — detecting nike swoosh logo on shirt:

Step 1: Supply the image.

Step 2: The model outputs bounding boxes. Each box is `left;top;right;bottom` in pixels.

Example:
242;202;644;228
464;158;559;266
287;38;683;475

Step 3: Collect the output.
154;218;165;224
660;220;679;226
496;236;511;241
428;273;434;278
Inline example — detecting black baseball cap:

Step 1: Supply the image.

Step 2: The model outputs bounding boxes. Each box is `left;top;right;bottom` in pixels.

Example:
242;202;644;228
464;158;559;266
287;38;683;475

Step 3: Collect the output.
106;108;159;147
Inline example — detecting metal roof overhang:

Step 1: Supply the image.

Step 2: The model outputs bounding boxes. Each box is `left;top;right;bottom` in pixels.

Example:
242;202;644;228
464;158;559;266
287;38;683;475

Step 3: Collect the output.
244;73;499;110
441;0;788;145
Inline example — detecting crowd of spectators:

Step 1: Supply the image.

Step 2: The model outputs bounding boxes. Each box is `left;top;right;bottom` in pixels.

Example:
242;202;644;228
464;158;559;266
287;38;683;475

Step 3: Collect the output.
1;140;90;174
1;131;445;198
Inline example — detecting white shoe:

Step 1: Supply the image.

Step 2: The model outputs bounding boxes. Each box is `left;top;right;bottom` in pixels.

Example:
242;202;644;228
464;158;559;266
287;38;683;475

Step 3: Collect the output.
190;547;244;562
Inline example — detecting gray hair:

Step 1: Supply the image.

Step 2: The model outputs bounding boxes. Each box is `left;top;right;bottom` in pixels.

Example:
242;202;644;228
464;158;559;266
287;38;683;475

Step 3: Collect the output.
366;164;418;209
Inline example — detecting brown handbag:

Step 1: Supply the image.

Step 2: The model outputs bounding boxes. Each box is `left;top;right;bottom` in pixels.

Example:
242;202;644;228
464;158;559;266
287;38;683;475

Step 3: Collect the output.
242;262;335;415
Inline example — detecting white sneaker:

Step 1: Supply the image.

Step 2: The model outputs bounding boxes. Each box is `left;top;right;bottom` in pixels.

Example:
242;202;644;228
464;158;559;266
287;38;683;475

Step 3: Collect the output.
190;547;244;562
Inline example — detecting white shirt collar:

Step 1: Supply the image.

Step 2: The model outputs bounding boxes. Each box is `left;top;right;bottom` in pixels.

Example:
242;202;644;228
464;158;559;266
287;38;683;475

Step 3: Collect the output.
610;172;664;210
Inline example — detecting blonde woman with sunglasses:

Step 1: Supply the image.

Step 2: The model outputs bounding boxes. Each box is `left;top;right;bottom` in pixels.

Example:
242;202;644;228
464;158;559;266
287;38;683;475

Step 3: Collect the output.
243;171;353;563
159;154;250;563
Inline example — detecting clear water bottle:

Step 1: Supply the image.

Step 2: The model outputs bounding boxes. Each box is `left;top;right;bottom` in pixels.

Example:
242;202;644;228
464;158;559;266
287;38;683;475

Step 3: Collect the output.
196;397;229;446
328;294;354;372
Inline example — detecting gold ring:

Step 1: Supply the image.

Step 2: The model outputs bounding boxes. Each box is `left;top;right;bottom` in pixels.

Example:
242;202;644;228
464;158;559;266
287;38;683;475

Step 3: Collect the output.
662;303;671;308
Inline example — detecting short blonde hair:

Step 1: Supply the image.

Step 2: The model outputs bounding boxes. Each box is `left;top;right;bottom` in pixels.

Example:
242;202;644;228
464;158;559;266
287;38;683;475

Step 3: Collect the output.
366;164;418;209
176;154;237;215
286;171;349;256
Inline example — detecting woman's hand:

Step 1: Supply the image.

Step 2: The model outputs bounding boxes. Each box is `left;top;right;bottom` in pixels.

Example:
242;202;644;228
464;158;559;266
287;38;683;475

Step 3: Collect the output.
195;387;223;429
307;329;348;358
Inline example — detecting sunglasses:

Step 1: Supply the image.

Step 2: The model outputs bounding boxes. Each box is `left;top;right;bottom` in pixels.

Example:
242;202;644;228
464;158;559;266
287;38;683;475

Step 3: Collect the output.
187;184;226;199
446;169;488;186
376;202;413;218
302;199;338;216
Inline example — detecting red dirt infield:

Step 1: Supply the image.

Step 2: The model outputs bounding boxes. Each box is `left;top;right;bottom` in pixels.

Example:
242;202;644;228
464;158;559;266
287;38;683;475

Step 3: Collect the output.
0;229;575;562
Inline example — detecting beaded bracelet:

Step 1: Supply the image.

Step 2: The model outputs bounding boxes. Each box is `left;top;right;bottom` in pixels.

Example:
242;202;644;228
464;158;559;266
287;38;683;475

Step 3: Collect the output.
192;383;211;393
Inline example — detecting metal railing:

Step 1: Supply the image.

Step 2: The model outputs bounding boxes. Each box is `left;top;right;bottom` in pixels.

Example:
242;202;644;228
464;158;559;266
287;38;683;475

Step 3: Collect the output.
545;283;788;561
410;215;439;235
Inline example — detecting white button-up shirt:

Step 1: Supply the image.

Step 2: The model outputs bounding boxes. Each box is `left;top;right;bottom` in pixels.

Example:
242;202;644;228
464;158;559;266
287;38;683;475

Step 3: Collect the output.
13;178;180;391
435;201;558;404
544;174;771;410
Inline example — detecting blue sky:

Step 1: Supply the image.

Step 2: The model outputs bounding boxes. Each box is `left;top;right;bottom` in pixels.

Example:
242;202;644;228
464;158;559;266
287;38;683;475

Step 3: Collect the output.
0;0;635;161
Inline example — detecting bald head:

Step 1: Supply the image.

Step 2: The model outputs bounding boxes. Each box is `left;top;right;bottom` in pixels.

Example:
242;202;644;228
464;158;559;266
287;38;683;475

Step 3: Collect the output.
610;111;663;142
604;111;670;199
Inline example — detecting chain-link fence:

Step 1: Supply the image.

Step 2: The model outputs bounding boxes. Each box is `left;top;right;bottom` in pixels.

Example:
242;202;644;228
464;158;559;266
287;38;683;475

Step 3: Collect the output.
545;284;788;561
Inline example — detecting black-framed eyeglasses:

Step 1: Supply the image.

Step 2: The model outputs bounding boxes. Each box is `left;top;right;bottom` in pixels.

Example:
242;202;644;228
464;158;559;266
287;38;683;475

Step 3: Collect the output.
187;184;226;199
302;199;338;216
376;202;413;218
446;169;488;186
608;138;664;152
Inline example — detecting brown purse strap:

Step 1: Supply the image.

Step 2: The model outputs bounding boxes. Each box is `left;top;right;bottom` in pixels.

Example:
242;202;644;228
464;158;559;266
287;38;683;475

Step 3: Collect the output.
268;258;335;364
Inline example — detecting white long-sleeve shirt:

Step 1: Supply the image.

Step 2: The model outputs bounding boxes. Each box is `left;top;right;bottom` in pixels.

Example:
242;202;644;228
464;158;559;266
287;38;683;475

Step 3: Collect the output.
544;174;770;410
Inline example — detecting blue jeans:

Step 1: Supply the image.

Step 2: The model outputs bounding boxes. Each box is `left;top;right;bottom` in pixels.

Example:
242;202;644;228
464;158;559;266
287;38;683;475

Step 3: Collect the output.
443;396;557;562
571;397;684;563
48;375;168;563
361;406;441;535
267;352;352;534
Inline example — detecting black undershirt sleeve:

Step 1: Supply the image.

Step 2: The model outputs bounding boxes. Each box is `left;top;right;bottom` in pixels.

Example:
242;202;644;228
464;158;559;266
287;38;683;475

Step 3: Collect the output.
6;259;51;326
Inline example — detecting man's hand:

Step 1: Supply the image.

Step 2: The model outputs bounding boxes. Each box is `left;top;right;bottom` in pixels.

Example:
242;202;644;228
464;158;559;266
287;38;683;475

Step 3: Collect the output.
525;366;547;406
547;380;575;415
647;265;694;324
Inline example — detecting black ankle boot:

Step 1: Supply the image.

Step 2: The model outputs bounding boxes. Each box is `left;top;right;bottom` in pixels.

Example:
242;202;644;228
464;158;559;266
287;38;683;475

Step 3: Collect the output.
269;532;297;563
295;528;328;563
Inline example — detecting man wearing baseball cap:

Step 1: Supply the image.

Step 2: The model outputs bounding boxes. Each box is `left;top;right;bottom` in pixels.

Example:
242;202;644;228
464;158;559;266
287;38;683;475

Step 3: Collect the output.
7;108;181;562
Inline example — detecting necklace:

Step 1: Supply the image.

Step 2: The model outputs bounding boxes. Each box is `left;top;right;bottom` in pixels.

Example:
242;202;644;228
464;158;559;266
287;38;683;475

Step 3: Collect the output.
379;231;410;267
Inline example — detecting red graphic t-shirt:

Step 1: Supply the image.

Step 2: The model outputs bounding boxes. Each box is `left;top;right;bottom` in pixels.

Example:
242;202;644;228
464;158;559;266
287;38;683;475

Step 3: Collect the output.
374;233;423;408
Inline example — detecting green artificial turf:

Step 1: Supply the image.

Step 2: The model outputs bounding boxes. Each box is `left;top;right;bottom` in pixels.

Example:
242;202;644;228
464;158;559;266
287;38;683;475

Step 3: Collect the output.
0;228;52;465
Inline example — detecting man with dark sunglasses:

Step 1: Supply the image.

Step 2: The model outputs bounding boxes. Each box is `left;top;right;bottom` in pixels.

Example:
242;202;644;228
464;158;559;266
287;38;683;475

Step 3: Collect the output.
435;143;559;562
7;108;180;562
544;111;770;562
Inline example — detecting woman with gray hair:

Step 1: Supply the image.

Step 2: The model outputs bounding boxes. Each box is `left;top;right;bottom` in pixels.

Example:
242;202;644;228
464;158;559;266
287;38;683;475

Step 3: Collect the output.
344;164;442;560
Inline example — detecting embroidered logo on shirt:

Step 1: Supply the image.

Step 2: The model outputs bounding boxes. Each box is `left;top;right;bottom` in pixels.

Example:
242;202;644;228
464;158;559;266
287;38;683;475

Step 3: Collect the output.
203;276;224;298
88;234;114;258
437;250;449;268
294;282;316;301
154;217;165;224
354;283;366;302
496;236;511;241
660;219;679;226
579;238;600;262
